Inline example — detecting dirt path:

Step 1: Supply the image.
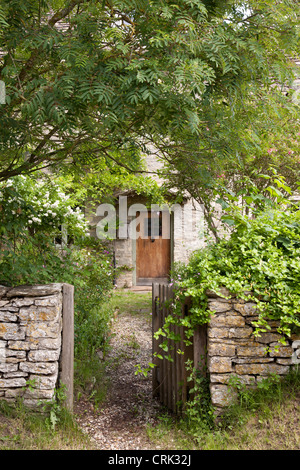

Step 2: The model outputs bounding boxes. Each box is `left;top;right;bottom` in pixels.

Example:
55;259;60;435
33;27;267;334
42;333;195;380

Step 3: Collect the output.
74;300;165;450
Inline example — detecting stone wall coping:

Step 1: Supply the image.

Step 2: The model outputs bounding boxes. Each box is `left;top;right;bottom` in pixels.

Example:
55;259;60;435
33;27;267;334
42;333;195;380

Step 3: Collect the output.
0;283;66;298
206;288;254;299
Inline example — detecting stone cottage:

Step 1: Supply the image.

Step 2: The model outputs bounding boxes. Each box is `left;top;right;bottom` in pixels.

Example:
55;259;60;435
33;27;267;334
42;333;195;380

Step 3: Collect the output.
88;152;207;288
87;58;300;289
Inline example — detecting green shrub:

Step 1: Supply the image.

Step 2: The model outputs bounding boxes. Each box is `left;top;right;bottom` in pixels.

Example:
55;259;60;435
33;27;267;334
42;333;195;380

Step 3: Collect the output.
166;174;300;345
151;173;300;427
0;173;115;367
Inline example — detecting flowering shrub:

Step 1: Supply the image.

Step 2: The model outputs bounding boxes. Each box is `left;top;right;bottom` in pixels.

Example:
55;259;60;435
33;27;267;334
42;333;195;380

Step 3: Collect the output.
0;174;115;353
0;174;89;236
0;175;88;284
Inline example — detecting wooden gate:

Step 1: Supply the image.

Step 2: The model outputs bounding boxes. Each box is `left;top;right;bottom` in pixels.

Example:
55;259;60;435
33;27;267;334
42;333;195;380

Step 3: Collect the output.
152;283;207;414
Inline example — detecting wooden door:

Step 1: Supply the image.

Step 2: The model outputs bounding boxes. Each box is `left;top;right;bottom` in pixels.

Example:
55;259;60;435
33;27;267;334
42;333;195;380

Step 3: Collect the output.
136;211;171;285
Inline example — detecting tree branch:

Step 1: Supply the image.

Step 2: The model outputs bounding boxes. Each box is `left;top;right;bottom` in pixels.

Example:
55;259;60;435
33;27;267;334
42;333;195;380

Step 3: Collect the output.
17;0;85;84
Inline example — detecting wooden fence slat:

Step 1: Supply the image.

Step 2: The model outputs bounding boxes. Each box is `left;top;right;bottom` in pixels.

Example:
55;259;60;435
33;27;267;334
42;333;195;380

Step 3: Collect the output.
169;286;179;413
152;283;160;397
161;284;164;405
181;302;187;409
163;285;169;408
193;325;207;376
152;283;207;415
166;286;172;411
175;322;180;413
169;287;177;413
159;284;165;405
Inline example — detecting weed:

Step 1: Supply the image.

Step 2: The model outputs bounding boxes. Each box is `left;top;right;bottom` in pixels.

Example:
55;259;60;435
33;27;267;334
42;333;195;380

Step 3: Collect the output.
126;333;141;351
184;360;215;432
0;396;94;450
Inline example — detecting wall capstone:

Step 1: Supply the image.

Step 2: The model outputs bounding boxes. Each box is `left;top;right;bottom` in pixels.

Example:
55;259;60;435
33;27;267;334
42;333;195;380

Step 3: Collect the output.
0;283;74;411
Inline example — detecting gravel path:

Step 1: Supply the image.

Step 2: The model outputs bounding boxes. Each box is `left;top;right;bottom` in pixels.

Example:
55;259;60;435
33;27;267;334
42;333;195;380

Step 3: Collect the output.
74;303;164;450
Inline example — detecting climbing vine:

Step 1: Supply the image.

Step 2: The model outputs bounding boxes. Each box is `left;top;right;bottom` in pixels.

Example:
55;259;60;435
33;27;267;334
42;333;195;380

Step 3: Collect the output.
156;173;300;352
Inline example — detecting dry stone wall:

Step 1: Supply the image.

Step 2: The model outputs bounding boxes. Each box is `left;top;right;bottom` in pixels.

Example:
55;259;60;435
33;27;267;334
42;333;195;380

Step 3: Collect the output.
206;288;300;414
0;283;73;410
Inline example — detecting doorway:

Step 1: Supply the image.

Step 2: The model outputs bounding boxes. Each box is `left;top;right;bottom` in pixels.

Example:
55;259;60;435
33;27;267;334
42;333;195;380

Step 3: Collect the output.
136;211;171;286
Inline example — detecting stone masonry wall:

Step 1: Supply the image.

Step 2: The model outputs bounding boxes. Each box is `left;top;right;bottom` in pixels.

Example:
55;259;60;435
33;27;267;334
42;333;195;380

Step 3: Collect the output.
206;288;300;414
173;199;205;265
0;283;73;410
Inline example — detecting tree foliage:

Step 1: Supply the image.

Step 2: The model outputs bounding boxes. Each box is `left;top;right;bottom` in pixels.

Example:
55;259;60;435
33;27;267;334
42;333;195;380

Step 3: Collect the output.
0;0;217;179
0;0;299;186
151;1;300;235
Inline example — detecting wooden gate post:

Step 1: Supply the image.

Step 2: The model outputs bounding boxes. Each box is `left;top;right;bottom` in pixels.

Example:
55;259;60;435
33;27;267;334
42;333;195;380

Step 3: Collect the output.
60;283;74;411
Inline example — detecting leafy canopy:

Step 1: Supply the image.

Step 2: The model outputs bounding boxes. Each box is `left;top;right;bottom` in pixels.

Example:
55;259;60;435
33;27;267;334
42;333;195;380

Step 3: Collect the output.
0;0;211;179
0;0;299;184
150;1;300;233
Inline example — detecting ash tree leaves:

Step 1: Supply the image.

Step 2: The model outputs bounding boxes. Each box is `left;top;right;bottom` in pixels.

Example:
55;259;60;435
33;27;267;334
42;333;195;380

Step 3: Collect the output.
153;1;300;226
0;0;218;180
0;0;299;189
